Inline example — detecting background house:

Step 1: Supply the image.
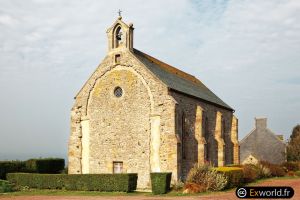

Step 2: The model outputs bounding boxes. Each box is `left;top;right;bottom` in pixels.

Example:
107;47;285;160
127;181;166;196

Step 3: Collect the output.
240;117;286;164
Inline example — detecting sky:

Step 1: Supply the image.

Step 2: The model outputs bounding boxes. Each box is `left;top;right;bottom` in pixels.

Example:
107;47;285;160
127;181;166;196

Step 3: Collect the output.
0;0;299;161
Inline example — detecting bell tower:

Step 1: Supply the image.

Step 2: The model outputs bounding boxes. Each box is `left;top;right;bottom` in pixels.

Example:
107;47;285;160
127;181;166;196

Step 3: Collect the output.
106;15;134;53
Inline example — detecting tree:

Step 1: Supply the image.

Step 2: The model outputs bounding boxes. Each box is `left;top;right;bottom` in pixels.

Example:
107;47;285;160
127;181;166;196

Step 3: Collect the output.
290;124;300;140
287;124;300;161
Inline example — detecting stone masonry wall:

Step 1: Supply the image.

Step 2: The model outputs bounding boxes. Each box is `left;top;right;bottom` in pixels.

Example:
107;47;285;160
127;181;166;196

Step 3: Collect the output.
170;91;236;180
88;67;152;188
68;49;179;189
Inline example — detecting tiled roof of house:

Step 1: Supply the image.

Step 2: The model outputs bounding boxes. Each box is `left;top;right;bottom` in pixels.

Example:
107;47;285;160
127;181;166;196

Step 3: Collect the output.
133;49;233;111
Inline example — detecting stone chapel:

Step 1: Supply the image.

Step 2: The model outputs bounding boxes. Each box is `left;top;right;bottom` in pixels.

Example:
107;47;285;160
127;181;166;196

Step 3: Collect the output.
68;17;239;189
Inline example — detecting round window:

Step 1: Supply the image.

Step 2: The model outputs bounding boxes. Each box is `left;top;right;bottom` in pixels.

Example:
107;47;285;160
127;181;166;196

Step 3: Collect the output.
114;87;123;97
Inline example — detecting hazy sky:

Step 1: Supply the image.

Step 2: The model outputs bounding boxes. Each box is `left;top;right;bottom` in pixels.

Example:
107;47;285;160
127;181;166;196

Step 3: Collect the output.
0;0;299;161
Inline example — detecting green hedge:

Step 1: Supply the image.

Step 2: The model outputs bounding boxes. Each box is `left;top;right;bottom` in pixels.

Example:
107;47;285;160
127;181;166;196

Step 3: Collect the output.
0;179;13;193
25;158;65;174
0;161;26;179
215;167;244;188
150;172;172;194
0;158;65;179
7;173;138;192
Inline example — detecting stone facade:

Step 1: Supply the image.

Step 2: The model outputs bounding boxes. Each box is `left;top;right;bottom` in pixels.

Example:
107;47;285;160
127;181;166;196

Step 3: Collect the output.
171;91;238;179
68;17;239;189
240;118;286;164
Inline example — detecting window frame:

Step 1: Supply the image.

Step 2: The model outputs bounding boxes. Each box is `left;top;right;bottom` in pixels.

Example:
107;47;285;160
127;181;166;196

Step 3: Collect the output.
113;161;123;174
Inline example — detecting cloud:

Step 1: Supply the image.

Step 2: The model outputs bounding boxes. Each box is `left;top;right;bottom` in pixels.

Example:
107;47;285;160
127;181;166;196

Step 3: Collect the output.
0;0;299;160
0;14;18;26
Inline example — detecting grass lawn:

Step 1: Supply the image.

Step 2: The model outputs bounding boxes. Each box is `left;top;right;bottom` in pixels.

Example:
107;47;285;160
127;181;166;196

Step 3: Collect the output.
0;189;237;198
1;176;299;197
0;190;150;197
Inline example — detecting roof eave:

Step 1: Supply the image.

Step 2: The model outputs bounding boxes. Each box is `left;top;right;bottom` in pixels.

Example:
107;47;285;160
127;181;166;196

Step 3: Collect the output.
168;88;234;112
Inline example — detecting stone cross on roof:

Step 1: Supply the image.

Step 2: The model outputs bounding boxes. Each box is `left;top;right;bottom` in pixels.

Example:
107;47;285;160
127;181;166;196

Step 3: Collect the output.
118;9;122;17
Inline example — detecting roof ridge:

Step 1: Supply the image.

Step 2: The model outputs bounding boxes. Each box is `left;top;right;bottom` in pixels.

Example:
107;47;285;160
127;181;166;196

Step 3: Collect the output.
133;48;233;111
133;49;201;84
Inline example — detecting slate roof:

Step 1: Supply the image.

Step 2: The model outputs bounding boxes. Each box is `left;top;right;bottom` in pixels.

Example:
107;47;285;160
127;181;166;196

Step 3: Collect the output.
240;118;286;164
133;49;234;111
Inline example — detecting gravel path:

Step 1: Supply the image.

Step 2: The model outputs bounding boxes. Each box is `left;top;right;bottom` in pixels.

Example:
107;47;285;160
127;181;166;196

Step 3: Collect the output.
1;178;299;200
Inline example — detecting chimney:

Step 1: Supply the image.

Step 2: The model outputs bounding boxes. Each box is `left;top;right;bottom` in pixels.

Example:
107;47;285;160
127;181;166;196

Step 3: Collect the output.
255;117;267;130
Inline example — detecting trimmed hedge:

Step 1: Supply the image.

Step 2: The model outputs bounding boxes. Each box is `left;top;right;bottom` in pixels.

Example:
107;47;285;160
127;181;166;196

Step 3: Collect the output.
7;173;138;192
226;164;243;168
150;172;172;194
0;161;26;179
0;179;13;193
0;158;65;179
25;158;65;174
215;167;243;188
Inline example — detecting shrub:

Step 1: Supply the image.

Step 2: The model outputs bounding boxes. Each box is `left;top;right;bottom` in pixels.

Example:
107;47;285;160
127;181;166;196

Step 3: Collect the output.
256;164;271;178
210;171;228;191
295;171;300;177
7;173;138;192
186;163;211;185
282;162;300;172
25;158;65;174
215;167;243;188
287;125;300;161
0;179;13;193
260;161;285;177
287;171;296;177
186;164;228;192
242;164;259;183
183;183;206;193
150;172;172;194
0;161;26;179
172;180;184;191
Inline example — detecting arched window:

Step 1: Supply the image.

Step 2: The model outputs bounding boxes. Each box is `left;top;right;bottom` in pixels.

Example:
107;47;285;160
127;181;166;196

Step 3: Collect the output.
181;112;186;160
205;117;209;140
222;118;226;139
115;26;123;48
204;116;209;161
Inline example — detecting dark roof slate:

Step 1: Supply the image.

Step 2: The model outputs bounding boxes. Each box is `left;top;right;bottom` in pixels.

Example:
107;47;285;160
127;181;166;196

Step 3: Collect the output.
133;49;233;111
